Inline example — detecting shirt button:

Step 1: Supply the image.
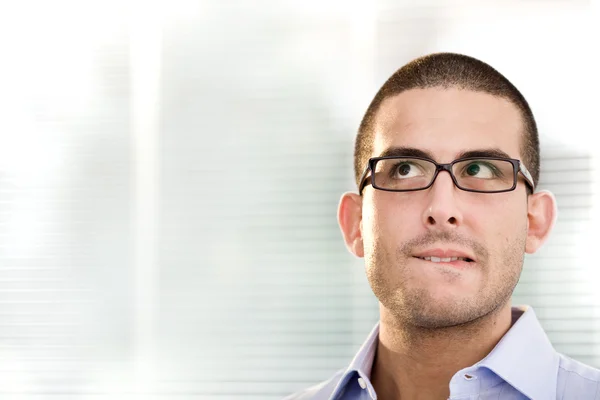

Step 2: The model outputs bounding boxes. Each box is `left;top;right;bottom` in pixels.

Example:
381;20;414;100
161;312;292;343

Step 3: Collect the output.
358;377;367;389
464;373;477;381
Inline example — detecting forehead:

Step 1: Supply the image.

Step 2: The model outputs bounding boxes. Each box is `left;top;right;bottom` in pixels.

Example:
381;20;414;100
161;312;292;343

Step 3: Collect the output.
372;87;524;161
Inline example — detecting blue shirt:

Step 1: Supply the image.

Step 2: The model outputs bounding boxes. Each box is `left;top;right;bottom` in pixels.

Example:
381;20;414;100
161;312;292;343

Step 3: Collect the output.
283;306;600;399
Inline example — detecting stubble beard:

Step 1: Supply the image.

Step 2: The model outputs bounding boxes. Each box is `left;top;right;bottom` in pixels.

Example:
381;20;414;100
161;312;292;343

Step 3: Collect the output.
365;230;525;331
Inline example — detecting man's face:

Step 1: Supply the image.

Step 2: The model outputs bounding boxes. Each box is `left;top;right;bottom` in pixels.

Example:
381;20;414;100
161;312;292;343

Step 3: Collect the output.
362;87;529;329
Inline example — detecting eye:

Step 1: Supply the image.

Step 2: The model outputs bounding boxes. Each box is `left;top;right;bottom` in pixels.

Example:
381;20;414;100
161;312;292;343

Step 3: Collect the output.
392;162;424;179
463;162;497;179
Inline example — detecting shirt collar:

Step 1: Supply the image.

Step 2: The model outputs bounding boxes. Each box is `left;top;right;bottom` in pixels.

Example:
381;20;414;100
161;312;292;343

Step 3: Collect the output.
477;305;560;399
329;305;559;400
329;322;379;400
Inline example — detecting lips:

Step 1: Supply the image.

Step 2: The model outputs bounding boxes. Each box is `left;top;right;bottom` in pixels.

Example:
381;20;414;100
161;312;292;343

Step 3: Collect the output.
416;256;472;263
413;248;476;263
413;256;473;270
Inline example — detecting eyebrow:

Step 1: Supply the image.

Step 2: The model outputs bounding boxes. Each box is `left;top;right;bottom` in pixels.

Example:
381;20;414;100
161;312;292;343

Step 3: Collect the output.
377;146;513;161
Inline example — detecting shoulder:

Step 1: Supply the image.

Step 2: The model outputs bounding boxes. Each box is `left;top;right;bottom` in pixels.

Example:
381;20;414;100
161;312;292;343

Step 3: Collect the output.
282;369;346;400
558;353;600;381
557;353;600;397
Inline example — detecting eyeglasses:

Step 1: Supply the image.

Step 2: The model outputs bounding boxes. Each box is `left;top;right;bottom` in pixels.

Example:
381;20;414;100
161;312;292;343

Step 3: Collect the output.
358;156;535;195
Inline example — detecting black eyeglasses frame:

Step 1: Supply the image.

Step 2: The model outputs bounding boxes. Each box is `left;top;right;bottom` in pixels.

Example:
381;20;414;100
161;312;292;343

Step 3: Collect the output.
358;156;535;195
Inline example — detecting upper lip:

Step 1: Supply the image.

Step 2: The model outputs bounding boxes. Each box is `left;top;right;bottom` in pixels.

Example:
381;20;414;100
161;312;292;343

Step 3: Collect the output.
413;248;476;262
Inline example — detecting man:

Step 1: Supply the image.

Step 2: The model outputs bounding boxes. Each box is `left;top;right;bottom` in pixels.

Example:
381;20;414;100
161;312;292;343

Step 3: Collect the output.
284;53;600;399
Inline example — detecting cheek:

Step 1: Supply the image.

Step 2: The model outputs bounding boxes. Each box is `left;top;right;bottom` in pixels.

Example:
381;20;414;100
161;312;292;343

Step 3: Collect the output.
369;192;420;228
469;197;528;246
364;194;421;240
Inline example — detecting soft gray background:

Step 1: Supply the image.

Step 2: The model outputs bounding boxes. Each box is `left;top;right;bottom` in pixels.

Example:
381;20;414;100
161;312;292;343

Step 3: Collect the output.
0;0;598;398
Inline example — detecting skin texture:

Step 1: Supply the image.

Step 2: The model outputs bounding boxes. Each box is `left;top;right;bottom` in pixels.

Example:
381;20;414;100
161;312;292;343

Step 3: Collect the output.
338;87;556;400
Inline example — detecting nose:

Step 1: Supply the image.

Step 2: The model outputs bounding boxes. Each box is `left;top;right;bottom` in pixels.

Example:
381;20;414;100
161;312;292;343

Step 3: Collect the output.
423;169;463;229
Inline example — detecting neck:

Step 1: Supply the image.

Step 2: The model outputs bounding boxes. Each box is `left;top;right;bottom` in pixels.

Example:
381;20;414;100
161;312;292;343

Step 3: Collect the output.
371;301;513;400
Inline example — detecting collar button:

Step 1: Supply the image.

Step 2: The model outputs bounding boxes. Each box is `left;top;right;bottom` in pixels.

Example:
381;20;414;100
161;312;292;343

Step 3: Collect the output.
358;377;367;389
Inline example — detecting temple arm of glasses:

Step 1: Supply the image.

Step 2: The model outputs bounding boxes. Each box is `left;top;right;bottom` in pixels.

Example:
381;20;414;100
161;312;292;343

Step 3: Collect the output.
519;163;535;191
358;165;370;195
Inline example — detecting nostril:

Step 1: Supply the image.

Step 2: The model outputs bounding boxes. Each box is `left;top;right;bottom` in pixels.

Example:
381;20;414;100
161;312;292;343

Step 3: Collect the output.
427;216;458;226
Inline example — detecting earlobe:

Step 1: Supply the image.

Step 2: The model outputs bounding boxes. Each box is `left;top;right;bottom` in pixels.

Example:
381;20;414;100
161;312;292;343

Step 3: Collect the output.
525;190;558;254
337;192;364;258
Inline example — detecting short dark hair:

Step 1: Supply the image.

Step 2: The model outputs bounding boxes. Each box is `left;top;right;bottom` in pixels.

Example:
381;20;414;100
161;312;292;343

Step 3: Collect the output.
354;52;539;193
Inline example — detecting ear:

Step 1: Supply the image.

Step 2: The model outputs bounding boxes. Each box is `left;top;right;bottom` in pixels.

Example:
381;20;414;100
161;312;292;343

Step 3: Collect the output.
337;192;364;258
525;190;558;254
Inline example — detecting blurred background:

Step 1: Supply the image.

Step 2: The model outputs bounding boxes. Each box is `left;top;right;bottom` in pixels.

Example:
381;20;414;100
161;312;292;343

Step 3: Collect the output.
0;0;599;398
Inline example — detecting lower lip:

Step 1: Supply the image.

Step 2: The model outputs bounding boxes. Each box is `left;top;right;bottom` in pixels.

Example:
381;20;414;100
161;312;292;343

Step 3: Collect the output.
413;257;474;270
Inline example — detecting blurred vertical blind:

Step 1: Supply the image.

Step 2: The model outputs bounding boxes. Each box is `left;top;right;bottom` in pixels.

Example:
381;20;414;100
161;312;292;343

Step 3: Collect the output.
0;0;598;399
